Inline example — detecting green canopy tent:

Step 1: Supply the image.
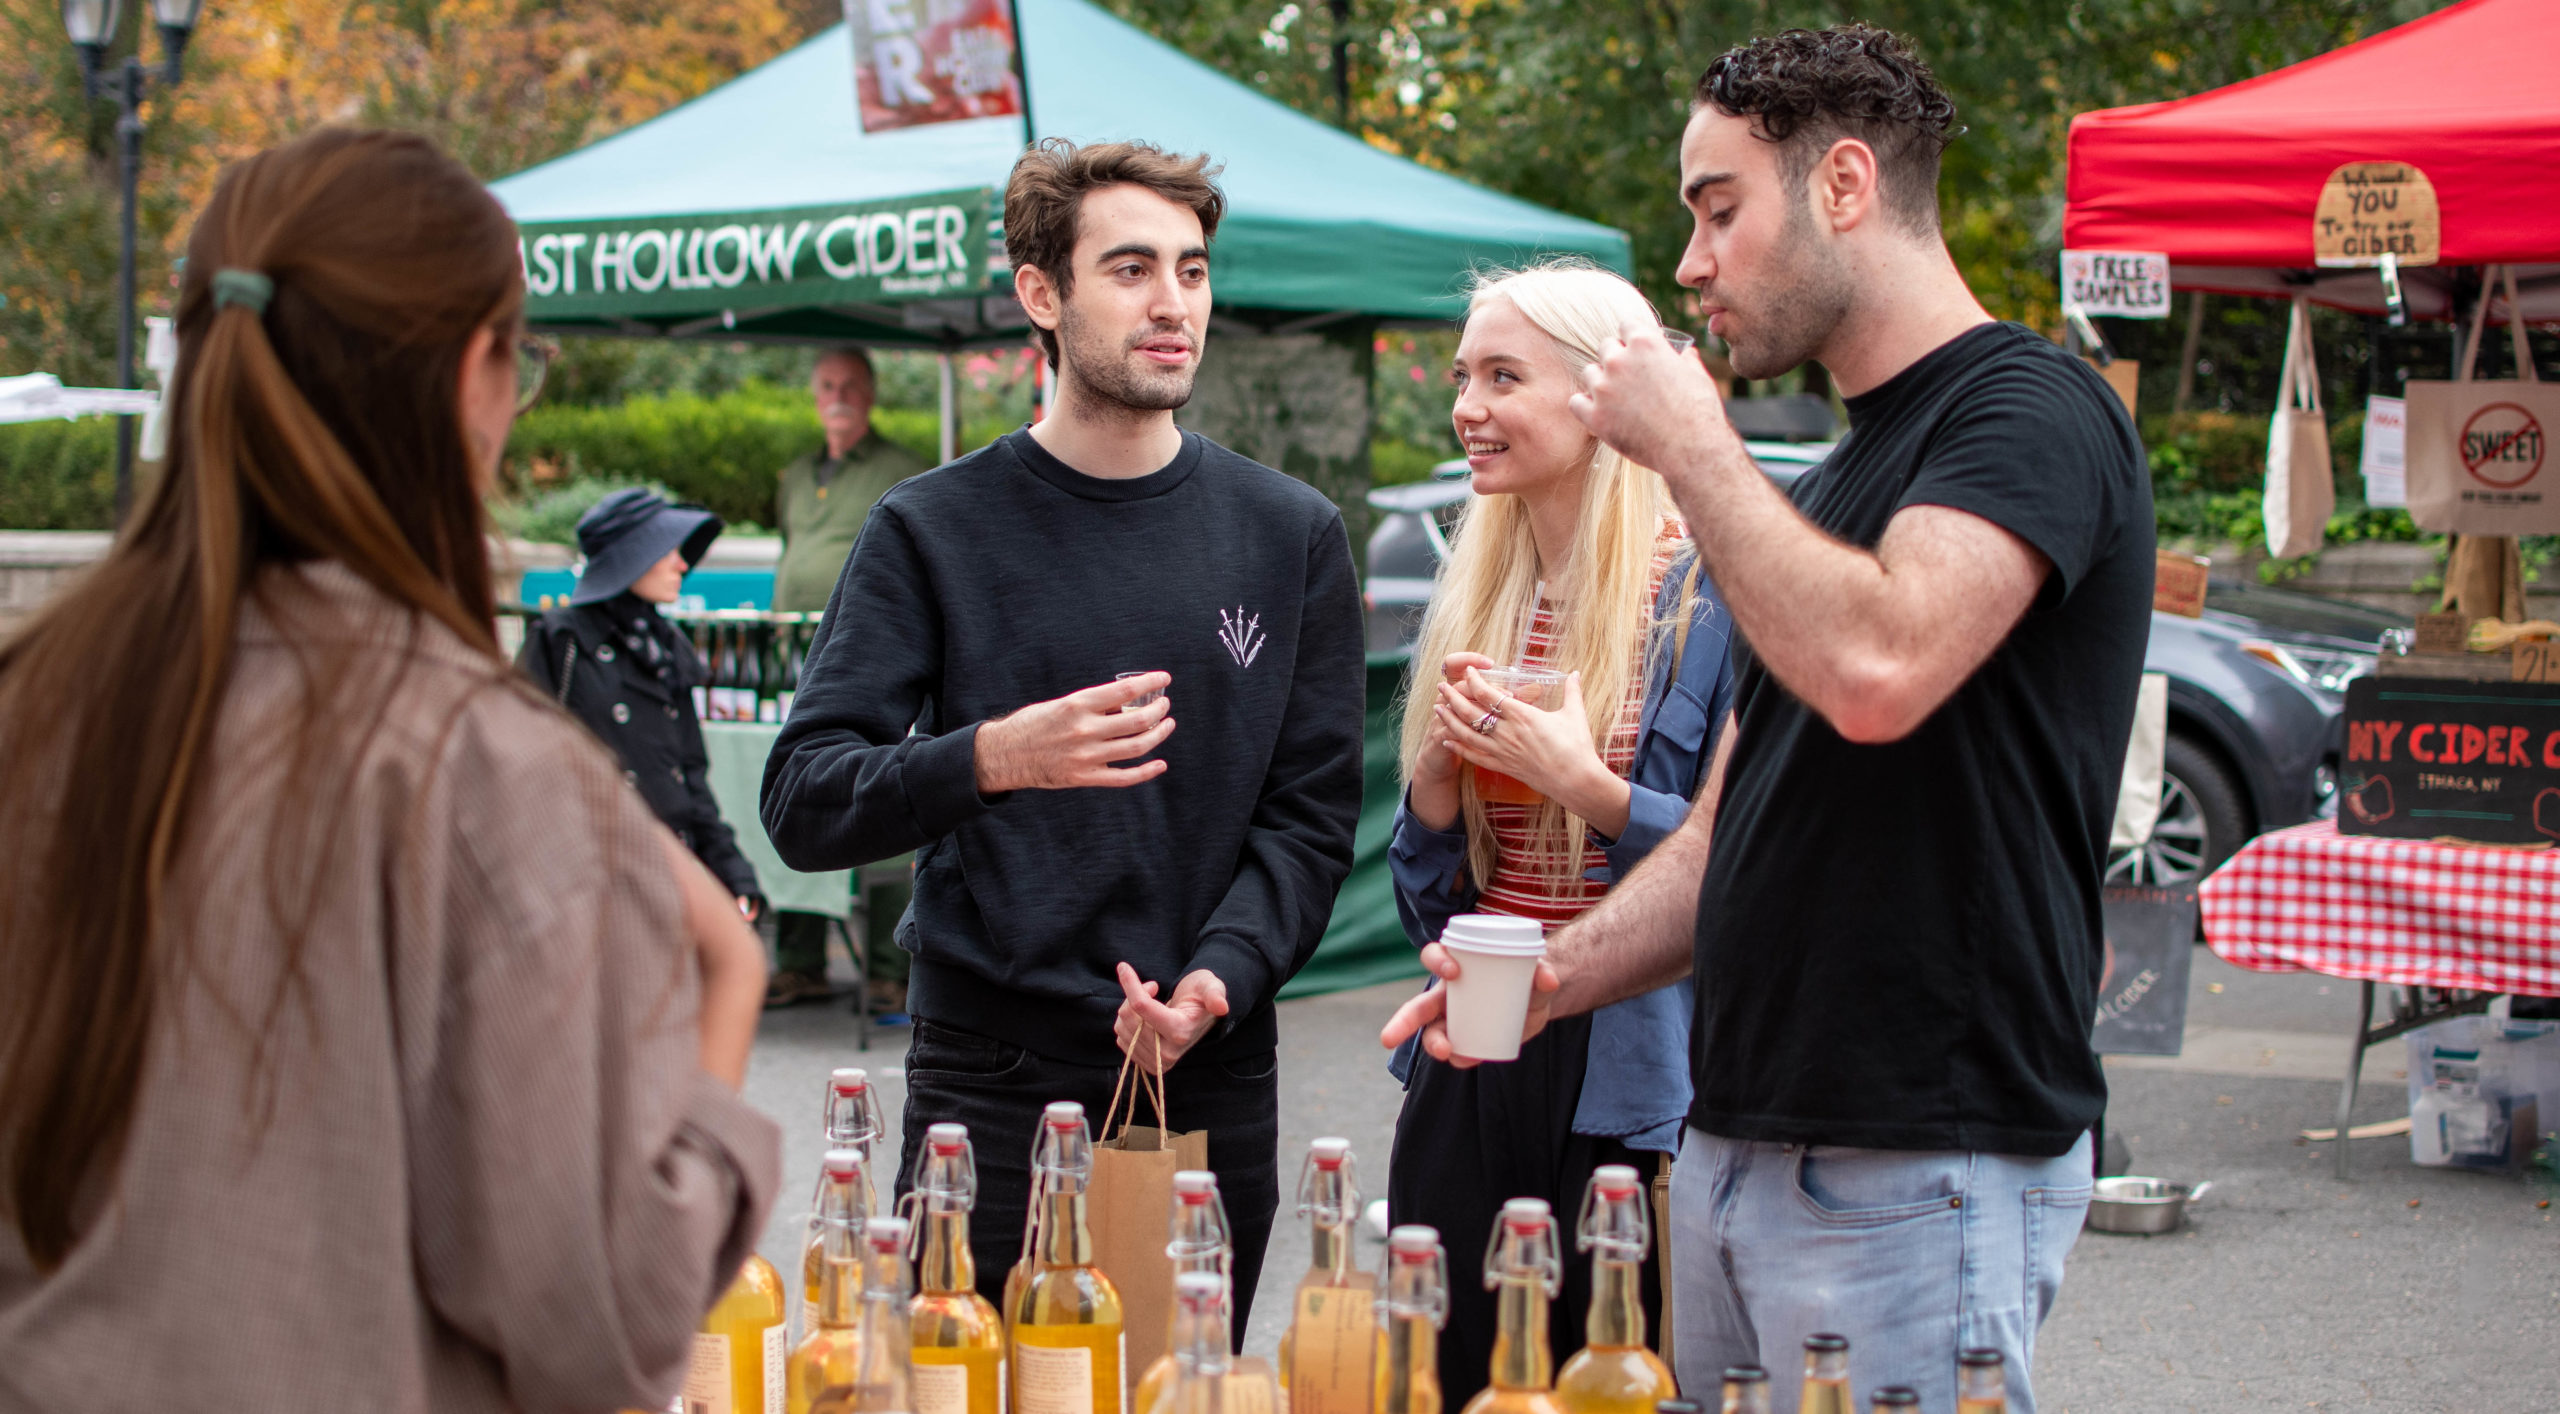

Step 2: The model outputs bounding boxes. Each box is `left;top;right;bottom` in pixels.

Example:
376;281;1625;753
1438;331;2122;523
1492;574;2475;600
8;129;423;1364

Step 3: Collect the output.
486;0;1631;348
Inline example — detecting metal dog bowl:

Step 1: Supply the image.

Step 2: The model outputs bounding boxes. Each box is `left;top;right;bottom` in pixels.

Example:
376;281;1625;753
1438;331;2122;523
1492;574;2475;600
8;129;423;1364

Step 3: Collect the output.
2086;1176;2212;1235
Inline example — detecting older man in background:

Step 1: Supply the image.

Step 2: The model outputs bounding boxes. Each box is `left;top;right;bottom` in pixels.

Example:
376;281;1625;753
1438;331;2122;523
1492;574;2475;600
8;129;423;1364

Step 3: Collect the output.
766;346;929;1010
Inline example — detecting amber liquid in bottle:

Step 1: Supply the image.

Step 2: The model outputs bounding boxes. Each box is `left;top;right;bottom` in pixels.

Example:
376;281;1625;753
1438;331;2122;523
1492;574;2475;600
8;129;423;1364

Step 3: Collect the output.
634;1253;788;1414
854;1218;919;1414
805;1148;874;1331
1553;1168;1673;1414
1796;1336;1851;1414
1012;1103;1126;1414
1136;1172;1231;1414
1458;1200;1563;1414
1277;1138;1367;1399
913;1125;1007;1414
1955;1347;2007;1414
792;1217;865;1414
1716;1365;1771;1414
1372;1225;1449;1414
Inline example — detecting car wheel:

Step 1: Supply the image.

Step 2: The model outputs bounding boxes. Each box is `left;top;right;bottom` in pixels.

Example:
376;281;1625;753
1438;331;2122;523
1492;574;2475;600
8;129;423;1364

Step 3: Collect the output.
2107;733;2250;887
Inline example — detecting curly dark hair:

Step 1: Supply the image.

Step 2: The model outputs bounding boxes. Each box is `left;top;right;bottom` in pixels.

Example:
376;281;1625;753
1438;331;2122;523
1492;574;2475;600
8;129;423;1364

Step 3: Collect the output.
1695;25;1960;235
1005;138;1225;367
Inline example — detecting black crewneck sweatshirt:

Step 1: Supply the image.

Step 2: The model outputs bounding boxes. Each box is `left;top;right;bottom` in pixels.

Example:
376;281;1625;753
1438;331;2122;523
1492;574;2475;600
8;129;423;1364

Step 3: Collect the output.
762;428;1365;1067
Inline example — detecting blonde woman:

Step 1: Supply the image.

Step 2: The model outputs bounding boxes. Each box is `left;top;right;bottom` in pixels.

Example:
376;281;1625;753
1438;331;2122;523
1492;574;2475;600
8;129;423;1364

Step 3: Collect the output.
1385;261;1734;1402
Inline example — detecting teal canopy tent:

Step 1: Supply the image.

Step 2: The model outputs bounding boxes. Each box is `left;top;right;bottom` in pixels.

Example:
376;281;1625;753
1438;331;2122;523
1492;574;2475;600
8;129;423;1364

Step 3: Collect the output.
486;0;1630;346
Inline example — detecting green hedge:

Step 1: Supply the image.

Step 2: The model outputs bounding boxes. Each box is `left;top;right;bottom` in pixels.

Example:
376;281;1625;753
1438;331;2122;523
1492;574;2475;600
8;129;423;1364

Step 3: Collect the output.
0;418;117;530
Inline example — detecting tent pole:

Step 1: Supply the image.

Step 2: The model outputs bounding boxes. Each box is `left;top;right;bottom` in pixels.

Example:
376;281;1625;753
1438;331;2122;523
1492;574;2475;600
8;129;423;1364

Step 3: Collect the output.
938;351;958;464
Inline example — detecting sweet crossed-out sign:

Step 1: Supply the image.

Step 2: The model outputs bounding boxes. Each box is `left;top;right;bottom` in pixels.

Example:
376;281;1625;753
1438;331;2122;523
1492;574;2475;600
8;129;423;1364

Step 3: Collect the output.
2340;677;2560;843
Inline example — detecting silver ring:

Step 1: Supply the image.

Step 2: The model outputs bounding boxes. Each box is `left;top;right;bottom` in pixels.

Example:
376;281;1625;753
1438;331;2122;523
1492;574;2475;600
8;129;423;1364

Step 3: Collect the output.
1473;709;1500;734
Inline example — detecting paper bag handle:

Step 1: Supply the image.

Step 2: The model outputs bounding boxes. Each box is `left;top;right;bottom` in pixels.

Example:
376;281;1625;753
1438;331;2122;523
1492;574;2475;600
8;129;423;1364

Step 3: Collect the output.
2277;295;2321;417
2456;265;2536;385
1103;1032;1172;1149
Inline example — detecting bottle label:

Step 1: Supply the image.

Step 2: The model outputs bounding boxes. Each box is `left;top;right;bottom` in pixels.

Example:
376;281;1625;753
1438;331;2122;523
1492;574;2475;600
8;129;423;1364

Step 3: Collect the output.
683;1331;733;1414
1286;1283;1378;1414
759;1320;786;1414
913;1360;970;1414
1014;1339;1094;1414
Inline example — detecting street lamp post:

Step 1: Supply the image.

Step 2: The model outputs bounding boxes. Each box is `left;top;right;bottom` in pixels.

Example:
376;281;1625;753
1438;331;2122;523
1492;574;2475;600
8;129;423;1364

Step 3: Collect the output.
63;0;206;521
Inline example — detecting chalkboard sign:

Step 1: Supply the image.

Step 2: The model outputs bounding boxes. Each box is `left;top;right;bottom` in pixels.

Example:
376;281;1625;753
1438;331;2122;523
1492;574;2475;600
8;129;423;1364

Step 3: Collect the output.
2094;885;2197;1057
2340;676;2560;843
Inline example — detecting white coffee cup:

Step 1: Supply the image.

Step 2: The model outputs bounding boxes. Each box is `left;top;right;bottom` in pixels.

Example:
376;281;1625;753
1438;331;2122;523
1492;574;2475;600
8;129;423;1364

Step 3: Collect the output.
1438;913;1547;1062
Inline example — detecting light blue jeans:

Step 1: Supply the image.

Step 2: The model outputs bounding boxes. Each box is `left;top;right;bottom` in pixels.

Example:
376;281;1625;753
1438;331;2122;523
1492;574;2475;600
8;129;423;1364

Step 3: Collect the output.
1668;1128;2094;1414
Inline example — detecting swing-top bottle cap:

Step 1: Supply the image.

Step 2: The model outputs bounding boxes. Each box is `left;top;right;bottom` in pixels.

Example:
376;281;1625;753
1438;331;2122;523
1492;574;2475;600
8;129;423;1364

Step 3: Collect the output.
1957;1349;2004;1368
1174;1170;1219;1200
1387;1224;1441;1256
1043;1101;1086;1130
927;1123;969;1154
1804;1333;1849;1353
1500;1197;1551;1232
830;1066;869;1094
1589;1164;1641;1199
821;1147;865;1179
1174;1270;1224;1307
1871;1390;1919;1409
865;1215;911;1250
1308;1136;1351;1168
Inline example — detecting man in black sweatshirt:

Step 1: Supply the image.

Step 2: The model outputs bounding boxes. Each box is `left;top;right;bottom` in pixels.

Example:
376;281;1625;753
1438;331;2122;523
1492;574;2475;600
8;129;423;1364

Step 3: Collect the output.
761;139;1364;1329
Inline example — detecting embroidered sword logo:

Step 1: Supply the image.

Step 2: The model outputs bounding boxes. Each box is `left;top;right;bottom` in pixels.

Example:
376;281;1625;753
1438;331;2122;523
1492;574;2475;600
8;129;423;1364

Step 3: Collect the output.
1218;607;1266;667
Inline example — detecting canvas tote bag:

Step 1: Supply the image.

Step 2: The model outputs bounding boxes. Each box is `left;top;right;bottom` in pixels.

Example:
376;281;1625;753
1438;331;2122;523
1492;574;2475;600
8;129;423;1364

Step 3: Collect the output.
2406;265;2560;535
1086;1037;1209;1380
2263;295;2334;559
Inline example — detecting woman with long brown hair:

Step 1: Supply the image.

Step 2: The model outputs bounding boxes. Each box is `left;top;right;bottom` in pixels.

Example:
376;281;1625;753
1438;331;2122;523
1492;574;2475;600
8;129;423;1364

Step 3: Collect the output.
0;129;778;1410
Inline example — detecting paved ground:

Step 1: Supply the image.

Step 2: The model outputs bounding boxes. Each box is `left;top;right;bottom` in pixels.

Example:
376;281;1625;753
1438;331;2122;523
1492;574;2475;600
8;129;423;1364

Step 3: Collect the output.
741;950;2557;1411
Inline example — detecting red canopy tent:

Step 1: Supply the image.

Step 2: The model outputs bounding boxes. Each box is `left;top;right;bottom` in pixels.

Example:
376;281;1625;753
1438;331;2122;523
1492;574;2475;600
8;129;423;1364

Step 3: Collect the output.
2064;0;2560;321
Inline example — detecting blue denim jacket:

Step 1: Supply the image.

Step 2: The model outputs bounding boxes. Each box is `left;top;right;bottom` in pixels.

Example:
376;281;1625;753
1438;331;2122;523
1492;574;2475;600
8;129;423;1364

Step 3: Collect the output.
1386;551;1736;1153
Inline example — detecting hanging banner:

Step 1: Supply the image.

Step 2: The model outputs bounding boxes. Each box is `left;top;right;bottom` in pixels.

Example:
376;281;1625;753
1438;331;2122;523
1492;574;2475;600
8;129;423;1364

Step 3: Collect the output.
847;0;1024;133
2313;162;2440;268
2058;250;2172;320
514;190;992;320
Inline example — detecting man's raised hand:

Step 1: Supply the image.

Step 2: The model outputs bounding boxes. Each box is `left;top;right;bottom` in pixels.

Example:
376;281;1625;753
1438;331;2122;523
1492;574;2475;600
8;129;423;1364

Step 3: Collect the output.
1569;317;1739;493
974;672;1174;793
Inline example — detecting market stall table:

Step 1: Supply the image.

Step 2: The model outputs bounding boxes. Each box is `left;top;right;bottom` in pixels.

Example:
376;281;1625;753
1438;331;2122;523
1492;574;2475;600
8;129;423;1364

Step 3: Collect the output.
701;720;887;1045
2198;819;2560;1175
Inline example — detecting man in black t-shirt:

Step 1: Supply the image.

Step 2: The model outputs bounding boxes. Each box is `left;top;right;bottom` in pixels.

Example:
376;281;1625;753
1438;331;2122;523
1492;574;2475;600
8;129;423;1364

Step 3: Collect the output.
1384;28;2149;1412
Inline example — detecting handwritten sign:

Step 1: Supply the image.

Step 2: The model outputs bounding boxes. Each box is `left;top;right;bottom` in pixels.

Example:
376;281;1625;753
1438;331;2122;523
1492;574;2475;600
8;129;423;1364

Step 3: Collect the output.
2514;641;2560;686
2059;250;2172;319
2313;162;2440;268
2339;676;2560;843
2361;394;2408;508
848;0;1024;134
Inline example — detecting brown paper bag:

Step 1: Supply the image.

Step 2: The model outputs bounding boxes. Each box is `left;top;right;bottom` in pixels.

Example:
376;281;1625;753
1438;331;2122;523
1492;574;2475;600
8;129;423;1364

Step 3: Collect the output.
2406;265;2560;535
1087;1039;1209;1382
2264;296;2333;560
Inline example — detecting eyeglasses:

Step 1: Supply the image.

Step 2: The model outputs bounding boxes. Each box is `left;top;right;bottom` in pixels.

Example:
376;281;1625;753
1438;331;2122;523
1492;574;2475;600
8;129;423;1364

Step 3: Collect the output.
514;334;557;413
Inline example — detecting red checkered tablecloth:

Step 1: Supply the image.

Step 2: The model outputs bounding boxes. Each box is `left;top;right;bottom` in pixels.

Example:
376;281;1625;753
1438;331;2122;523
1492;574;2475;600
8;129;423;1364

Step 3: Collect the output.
2199;820;2560;997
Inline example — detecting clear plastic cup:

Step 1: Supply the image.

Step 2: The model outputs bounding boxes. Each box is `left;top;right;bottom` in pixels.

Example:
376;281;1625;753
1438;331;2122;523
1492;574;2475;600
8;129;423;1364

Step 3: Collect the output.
1469;666;1566;806
1116;670;1165;711
1438;914;1547;1062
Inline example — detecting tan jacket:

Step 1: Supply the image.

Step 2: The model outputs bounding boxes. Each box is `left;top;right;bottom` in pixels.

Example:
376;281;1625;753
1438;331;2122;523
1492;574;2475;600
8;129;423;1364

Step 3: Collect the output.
0;563;780;1413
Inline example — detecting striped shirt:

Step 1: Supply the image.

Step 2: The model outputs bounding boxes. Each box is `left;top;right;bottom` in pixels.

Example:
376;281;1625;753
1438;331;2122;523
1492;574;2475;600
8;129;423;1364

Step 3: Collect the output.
1475;534;1681;927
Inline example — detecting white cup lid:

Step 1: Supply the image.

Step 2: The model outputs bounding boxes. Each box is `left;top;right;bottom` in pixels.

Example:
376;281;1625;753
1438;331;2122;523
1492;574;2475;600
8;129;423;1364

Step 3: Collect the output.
1441;913;1546;955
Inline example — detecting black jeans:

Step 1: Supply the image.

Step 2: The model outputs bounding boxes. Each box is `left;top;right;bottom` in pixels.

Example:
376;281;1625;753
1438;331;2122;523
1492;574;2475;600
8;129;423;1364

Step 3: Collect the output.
893;1018;1282;1346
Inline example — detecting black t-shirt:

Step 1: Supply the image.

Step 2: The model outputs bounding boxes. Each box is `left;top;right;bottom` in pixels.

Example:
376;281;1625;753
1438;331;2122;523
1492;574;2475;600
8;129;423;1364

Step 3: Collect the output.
1689;322;2154;1156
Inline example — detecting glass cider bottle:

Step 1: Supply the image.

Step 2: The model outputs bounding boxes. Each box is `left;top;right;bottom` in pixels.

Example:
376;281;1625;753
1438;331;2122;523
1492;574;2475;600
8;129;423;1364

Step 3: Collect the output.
792;1211;864;1414
909;1123;1007;1414
1010;1101;1125;1414
636;1252;787;1414
1458;1199;1564;1414
828;1068;889;1204
1955;1348;2006;1414
1137;1171;1233;1414
806;1147;875;1329
1553;1167;1674;1414
1797;1336;1851;1414
854;1217;919;1414
1163;1271;1234;1414
1867;1390;1917;1414
1276;1137;1361;1397
1373;1225;1449;1414
1716;1365;1770;1414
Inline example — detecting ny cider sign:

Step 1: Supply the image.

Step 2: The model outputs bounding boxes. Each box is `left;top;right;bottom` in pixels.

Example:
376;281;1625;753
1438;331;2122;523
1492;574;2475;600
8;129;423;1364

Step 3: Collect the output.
848;0;1024;134
513;190;991;322
2339;678;2560;844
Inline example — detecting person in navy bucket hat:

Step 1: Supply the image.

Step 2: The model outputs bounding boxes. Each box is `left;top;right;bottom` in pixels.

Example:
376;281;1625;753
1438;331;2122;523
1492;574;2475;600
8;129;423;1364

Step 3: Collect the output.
519;489;763;914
